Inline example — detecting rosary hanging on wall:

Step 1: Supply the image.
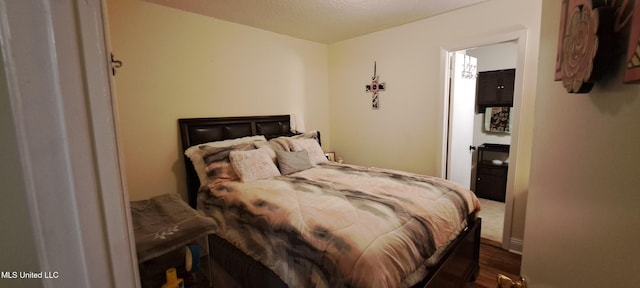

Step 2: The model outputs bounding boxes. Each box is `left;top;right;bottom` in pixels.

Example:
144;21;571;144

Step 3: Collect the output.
365;62;386;109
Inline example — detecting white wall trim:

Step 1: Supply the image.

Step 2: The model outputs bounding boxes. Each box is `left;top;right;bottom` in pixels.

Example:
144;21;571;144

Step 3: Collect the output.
77;0;141;286
509;238;524;255
501;29;528;252
437;51;452;179
1;0;138;287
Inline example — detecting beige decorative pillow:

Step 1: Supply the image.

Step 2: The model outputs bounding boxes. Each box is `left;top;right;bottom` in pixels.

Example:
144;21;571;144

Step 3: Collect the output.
201;143;254;189
229;148;281;182
253;140;278;162
254;131;320;157
289;138;328;165
291;130;319;141
254;137;300;163
184;135;267;188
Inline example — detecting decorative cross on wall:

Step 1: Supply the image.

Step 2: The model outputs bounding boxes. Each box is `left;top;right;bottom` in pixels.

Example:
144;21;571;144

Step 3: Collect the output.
365;62;385;109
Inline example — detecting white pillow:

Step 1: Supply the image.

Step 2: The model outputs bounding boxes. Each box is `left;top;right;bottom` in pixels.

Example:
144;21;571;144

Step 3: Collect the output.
229;148;281;182
289;138;328;165
184;135;267;187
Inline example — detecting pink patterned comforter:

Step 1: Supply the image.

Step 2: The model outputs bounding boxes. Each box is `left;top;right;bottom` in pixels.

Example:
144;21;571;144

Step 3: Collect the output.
198;163;480;288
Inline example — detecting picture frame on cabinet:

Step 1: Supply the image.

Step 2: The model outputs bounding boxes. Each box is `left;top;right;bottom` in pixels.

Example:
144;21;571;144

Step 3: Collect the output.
324;152;336;162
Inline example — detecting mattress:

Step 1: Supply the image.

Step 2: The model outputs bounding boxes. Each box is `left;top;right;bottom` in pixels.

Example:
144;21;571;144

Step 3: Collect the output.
198;162;480;288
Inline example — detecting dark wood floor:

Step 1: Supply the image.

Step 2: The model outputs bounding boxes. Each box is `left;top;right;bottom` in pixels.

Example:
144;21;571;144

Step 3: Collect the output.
466;239;522;288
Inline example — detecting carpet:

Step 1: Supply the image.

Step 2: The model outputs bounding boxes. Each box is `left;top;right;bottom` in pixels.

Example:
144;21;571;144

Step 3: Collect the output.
477;198;505;243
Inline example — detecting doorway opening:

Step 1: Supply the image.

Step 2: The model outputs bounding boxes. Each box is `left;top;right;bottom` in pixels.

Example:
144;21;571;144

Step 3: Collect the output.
441;33;526;252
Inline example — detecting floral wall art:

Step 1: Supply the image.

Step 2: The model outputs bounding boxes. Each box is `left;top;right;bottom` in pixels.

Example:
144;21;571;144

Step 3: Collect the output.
624;1;640;83
555;0;638;92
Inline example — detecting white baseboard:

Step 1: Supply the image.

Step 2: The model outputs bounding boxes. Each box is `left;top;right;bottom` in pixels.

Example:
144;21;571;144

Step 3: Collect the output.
509;238;523;255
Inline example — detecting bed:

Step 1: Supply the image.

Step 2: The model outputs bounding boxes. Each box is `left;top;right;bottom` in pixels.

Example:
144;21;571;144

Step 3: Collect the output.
178;115;481;288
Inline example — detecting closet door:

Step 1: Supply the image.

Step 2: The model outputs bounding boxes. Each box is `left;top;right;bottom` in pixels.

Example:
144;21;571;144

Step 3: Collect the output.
499;69;516;106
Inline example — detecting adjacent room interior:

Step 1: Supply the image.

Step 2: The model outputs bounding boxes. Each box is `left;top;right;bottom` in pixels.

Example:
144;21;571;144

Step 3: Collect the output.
466;41;519;245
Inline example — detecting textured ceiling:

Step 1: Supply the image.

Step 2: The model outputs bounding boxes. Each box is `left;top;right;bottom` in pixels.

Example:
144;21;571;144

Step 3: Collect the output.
147;0;488;44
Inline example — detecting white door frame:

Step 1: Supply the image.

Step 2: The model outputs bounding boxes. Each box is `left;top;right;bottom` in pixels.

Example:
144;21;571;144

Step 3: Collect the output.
1;0;139;287
438;28;528;250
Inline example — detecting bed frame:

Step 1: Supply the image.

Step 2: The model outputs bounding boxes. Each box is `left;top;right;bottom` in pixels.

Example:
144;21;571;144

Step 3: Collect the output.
178;115;480;288
179;115;305;208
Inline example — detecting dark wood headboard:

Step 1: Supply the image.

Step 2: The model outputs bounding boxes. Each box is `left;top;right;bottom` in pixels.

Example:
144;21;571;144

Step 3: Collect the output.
178;115;319;208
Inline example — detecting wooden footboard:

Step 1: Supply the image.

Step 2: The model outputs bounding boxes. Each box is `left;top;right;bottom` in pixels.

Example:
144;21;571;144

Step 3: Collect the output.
208;233;287;288
207;217;481;288
416;217;482;288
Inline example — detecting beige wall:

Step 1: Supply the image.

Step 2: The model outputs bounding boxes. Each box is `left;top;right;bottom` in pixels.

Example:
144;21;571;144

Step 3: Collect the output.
522;0;640;286
106;0;330;201
328;0;542;244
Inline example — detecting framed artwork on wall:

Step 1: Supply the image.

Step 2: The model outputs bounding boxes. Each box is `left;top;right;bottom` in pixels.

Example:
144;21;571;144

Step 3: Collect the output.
557;0;640;86
554;0;608;93
554;0;571;81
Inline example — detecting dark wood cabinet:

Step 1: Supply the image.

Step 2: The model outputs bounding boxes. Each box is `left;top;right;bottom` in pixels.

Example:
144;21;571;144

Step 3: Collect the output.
476;69;515;110
475;144;509;202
